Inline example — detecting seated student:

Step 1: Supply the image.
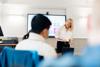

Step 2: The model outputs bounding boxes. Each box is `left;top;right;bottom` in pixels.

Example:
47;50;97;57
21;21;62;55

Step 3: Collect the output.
15;14;57;58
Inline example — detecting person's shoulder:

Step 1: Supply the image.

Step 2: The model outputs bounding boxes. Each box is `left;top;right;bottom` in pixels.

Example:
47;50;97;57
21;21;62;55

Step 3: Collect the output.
16;39;29;46
42;43;54;50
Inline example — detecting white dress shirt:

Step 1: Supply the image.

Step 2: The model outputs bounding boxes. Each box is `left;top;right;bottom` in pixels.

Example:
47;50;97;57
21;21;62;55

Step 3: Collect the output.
55;25;73;42
16;32;57;58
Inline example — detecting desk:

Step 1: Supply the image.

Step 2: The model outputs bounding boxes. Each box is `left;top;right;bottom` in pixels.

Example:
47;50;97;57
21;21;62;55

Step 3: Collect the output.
0;44;16;52
0;44;16;46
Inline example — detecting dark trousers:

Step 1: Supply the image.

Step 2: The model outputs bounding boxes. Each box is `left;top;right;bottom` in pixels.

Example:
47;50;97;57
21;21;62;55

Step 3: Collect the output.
56;41;70;53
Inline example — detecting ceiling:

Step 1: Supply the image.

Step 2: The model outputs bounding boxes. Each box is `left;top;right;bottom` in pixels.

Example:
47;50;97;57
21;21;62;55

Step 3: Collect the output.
0;0;94;8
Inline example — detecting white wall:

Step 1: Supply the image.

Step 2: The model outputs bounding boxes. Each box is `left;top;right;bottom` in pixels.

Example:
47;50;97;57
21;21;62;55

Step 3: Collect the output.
1;4;66;37
0;2;2;25
0;0;93;54
66;7;92;38
0;0;93;38
1;4;92;38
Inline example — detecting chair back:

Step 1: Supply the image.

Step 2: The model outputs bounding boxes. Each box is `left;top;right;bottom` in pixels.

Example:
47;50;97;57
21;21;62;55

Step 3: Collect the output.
1;47;39;67
62;47;74;55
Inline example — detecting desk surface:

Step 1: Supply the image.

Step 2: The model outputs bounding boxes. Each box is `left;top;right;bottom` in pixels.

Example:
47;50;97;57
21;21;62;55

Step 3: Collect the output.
0;44;16;46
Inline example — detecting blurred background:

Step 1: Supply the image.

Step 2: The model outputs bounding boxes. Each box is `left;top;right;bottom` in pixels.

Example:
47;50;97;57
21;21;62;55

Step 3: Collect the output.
0;0;97;55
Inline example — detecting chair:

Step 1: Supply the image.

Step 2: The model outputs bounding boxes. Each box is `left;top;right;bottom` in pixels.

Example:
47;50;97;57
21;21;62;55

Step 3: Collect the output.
62;47;74;55
39;55;44;62
0;53;1;67
1;47;39;67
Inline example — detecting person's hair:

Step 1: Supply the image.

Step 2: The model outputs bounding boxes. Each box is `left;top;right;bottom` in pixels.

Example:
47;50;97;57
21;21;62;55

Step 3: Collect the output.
22;32;30;40
68;18;73;22
65;18;73;31
22;14;52;40
69;18;73;30
30;14;52;34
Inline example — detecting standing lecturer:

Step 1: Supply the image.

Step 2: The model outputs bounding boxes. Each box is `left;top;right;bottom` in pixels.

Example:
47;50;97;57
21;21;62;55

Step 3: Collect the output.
55;18;73;54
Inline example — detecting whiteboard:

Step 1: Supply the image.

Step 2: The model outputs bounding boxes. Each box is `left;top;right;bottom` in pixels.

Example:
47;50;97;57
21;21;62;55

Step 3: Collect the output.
27;14;66;37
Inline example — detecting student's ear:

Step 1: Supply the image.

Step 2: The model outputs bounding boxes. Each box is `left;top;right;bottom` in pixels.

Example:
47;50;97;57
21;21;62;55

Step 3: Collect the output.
40;29;48;39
